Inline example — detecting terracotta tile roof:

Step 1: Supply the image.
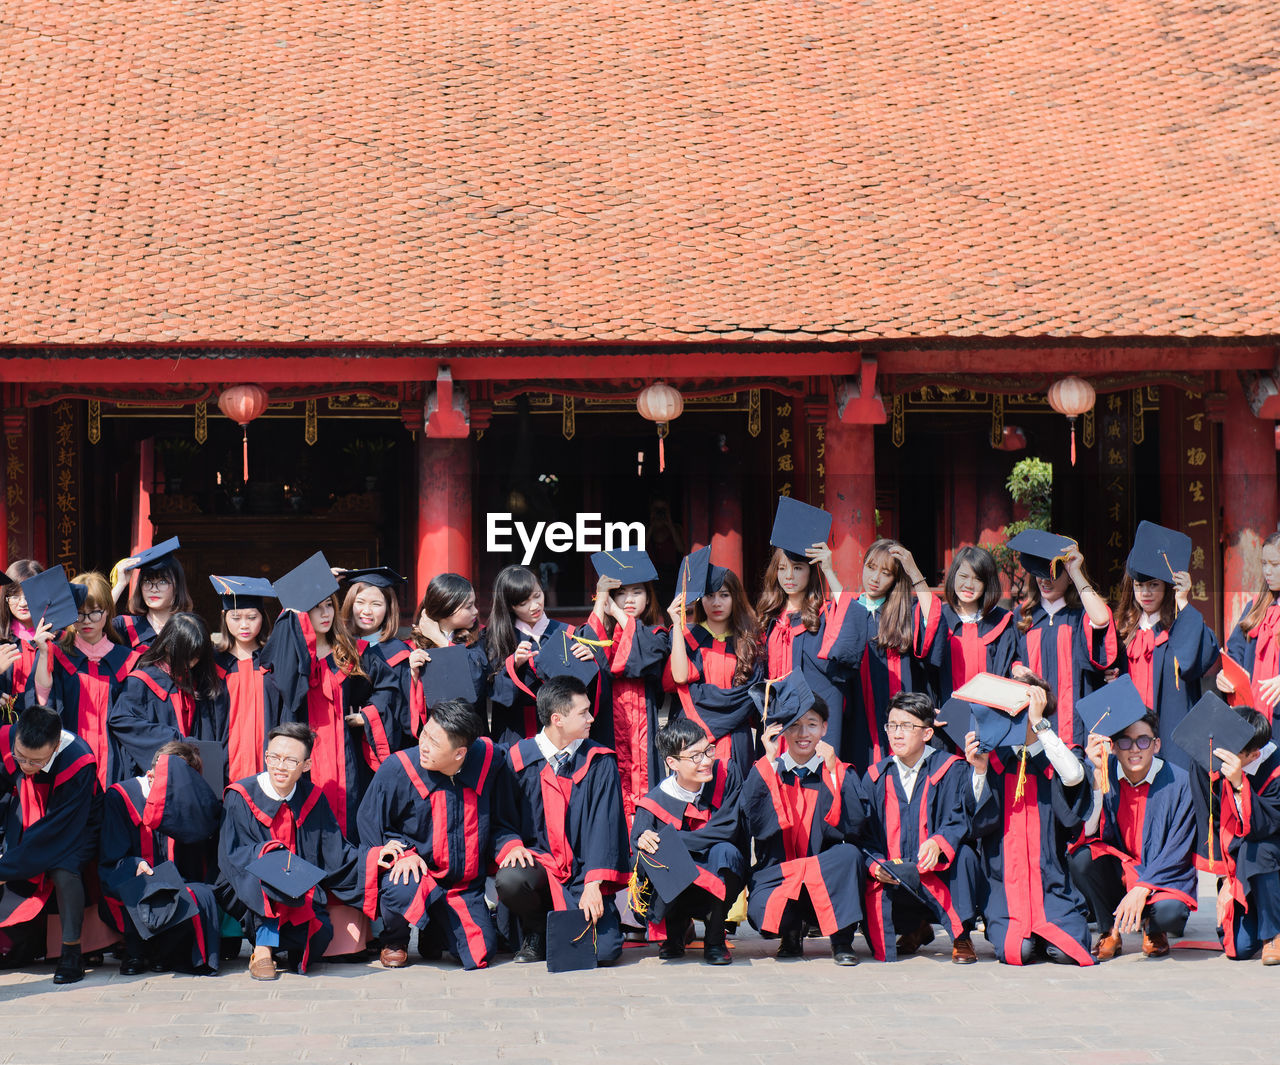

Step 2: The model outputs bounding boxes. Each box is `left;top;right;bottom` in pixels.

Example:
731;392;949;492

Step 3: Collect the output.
3;1;1279;344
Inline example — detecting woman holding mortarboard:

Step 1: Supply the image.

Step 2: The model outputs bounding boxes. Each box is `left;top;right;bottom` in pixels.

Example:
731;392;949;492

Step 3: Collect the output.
403;573;489;739
109;539;193;652
337;567;415;746
0;559;45;700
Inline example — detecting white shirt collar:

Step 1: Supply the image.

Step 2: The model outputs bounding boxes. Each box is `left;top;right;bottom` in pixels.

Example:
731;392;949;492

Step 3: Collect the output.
659;776;702;803
516;615;551;641
1042;596;1067;616
39;731;77;774
859;593;885;613
1244;743;1277;777
535;730;583;764
137;774;152;798
1139;611;1162;631
781;750;824;774
1120;756;1162;787
257;771;297;803
957;610;981;624
893;747;931;777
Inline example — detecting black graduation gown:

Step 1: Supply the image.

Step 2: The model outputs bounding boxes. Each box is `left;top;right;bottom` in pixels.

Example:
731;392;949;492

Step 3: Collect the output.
406;638;491;740
1015;604;1119;748
740;754;869;936
1226;599;1280;719
112;614;158;653
36;642;136;788
108;664;229;783
928;604;1018;704
0;637;38;702
215;649;291;784
363;638;415;751
486;619;588;747
1216;746;1280;958
98;753;223;970
355;739;520;969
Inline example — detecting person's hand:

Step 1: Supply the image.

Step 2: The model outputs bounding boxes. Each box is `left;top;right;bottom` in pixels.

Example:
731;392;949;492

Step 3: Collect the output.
917;838;943;873
136;860;154;877
636;829;660;854
667;594;686;627
593;575;621;621
1063;547;1087;583
805;543;834;570
408;648;431;675
1258;676;1280;710
513;640;534;668
1103;667;1121;684
816;740;840;775
116;556;141;574
870;861;896;884
330;566;347;579
1025;684;1048;729
499;845;535;869
0;643;19;673
345;712;366;728
1216;671;1237;695
605;595;630;627
1216;748;1246;791
1113;885;1149;934
761;723;785;763
570;641;595;662
579;881;604;924
888;544;924;585
1172;570;1192;611
376;841;407;869
965;731;989;775
389;852;429;885
31;619;54;650
1085;732;1110;772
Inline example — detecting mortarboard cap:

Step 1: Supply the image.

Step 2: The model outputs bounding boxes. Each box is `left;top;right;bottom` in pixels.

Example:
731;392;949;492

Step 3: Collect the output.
952;673;1034;715
677;546;711;604
545;909;598;973
69;583;88;610
421;644;480;709
935;697;978;754
971;700;1028;754
273;552;340;613
1006;530;1077;581
209;575;277;612
1077;676;1149;739
748;671;819;733
534;629;600;686
116;861;197;939
1126;521;1192;582
338;567;405;590
636;826;699;905
190;739;228;795
1172;691;1259;774
877;859;935;910
125;537;182;572
590;550;659;586
20;566;80;631
769;497;832;562
247;848;327;907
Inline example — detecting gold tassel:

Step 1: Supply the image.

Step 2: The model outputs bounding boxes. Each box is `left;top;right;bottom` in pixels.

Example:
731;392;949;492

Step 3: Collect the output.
1174;656;1181;691
571;919;599;952
626;851;670;920
1014;747;1029;802
1207;739;1217;865
570;634;612;648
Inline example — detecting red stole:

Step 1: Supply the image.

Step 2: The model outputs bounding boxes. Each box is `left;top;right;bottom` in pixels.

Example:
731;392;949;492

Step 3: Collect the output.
226;657;266;782
1116;780;1149;860
949;621;986;691
1127;629;1156;707
766;615;807;678
1252;604;1280;714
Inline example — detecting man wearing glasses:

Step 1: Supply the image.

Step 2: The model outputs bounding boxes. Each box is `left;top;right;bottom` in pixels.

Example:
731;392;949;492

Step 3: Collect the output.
861;691;981;963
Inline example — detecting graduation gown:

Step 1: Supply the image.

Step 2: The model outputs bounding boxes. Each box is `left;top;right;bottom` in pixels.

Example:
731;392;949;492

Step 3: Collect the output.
0;727;100;929
929;604;1018;704
969;745;1094;965
355;739;520;969
215;649;291;784
740;754;869;936
500;738;631;961
664;624;763;782
1216;747;1280;958
584;613;670;825
0;637;38;703
108;664;230;783
218;774;362;970
98;753;223;970
36;642;137;788
486;619;587;747
762;593;868;755
1016;605;1119;748
861;750;978;960
363;638;415;750
846;599;940;772
261;611;400;840
1226;600;1280;720
111;614;158;653
630;759;748;937
405;638;490;740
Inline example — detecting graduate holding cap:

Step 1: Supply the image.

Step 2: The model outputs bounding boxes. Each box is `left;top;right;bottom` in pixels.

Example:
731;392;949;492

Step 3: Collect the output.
1219;531;1280;718
338;566;415;746
0;559;45;701
584;549;670;826
755;497;869;757
109;539;192;652
665;550;763;781
405;574;489;739
928;546;1019;706
1009;531;1118;749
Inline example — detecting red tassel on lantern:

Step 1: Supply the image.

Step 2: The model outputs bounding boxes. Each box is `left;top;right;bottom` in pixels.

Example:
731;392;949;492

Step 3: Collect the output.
637;382;684;475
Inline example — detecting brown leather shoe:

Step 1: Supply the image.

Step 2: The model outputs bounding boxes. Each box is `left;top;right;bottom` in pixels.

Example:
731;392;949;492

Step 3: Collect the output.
248;950;278;981
380;946;410;969
951;934;977;965
895;920;935;956
1142;931;1170;958
1092;930;1123;961
1262;935;1280;966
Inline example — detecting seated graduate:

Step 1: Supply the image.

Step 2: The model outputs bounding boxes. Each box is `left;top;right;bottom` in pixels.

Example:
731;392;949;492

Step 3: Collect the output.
99;740;224;975
1069;678;1198;961
494;676;631;965
862;691;981;964
740;672;869;965
356;698;518;971
0;706;101;984
964;674;1095;965
630;716;747;966
218;722;363;981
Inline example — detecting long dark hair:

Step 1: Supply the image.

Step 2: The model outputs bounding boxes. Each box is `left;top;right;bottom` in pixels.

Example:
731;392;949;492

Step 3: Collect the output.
486;565;541;671
138;612;223;700
127;556;194;617
862;538;915;654
690;569;761;685
0;559;43;639
943;546;1001;619
1239;531;1280;638
340;581;400;643
315;593;367;679
756;547;826;635
1114;574;1178;648
414;573;479;648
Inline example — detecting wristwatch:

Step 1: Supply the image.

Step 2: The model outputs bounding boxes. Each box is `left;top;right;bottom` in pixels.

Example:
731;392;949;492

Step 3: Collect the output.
1031;719;1052;735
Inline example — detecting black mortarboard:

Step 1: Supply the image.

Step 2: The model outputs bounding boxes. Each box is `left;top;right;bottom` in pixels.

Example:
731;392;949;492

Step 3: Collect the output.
1006;530;1077;581
247;848;327;906
1126;521;1192;582
125;537;182;572
116;861;197;940
273;552;339;613
421;644;480;708
1172;691;1259;773
677;546;712;604
534;629;600;686
20;566;79;631
952;673;1034;715
338;567;405;590
971;700;1028;754
191;739;228;795
1077;676;1149;739
151;753;223;843
876;859;934;910
769;497;832;562
545;909;598;973
590;550;659;586
748;671;819;732
636;826;699;904
935;697;978;754
209;575;277;612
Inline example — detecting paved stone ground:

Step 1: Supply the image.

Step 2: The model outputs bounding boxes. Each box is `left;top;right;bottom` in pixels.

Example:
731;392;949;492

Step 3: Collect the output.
1;874;1274;1064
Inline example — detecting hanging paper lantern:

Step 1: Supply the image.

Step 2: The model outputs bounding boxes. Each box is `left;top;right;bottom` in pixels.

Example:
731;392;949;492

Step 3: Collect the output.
1047;376;1095;465
217;384;269;481
636;382;684;472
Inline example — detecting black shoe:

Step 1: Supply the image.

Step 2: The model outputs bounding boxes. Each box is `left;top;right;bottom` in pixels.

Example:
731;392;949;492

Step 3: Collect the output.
777;928;805;958
513;931;546;963
53;948;84;985
703;941;733;965
417;937;443;962
119;956;148;976
831;940;859;966
658;939;685;960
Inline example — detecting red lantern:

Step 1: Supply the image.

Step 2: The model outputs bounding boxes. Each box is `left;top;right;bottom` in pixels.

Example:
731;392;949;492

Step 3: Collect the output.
636;382;684;472
1047;376;1095;465
217;384;269;481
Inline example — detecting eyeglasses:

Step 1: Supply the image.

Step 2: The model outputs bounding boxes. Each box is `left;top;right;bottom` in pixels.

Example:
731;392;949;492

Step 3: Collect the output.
12;751;48;769
264;753;304;769
885;721;927;734
1114;735;1155;751
5;593;25;604
77;609;106;623
679;747;717;764
141;577;172;591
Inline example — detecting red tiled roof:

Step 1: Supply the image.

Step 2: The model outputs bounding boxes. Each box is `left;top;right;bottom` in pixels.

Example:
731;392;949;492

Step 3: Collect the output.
3;2;1279;344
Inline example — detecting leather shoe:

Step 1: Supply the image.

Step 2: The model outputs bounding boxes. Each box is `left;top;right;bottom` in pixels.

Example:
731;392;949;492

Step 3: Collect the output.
777;928;805;958
703;942;732;965
248;951;278;981
1092;930;1123;961
895;920;935;957
53;949;84;985
1142;931;1170;958
379;946;410;969
951;934;978;965
831;941;859;966
513;931;546;964
119;956;148;976
1262;935;1280;966
658;939;686;960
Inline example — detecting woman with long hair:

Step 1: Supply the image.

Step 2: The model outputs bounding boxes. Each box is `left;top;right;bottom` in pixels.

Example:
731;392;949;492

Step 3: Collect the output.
1219;531;1280;718
404;572;488;737
928;546;1018;704
110;544;195;651
0;559;45;698
338;568;414;745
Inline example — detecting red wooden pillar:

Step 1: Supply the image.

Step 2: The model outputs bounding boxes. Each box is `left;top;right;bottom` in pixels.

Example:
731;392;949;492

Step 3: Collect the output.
1221;375;1279;633
130;437;155;555
824;395;876;589
416;434;474;603
710;469;744;579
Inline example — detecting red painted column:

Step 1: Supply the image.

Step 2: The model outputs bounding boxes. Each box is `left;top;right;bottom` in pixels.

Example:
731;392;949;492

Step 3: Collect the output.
130;438;155;555
1221;375;1279;633
417;434;474;603
824;397;876;590
710;468;744;579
